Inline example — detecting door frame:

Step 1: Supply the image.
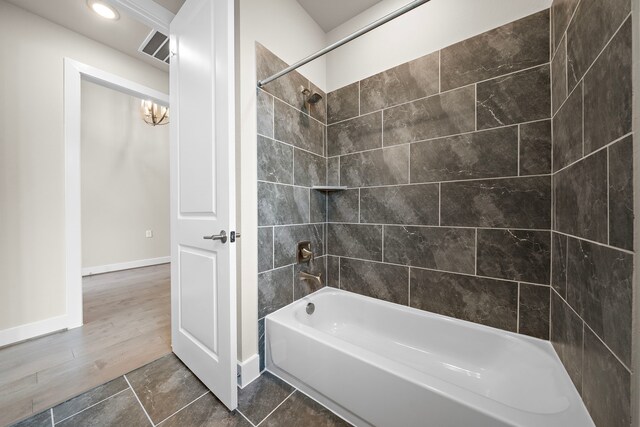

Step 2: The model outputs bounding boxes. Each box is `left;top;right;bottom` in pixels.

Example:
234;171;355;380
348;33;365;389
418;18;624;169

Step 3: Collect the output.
63;58;169;328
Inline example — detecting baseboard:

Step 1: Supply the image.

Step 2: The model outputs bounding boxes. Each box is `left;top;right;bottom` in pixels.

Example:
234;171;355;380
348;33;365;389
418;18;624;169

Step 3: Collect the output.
237;354;260;388
0;314;70;348
82;256;170;276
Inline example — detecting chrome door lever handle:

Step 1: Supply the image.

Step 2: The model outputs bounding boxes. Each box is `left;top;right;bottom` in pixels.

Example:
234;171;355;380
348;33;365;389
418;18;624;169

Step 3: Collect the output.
203;230;227;243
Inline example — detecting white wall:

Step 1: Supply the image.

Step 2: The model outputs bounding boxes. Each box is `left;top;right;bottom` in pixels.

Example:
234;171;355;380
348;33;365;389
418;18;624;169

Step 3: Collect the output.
325;0;551;91
81;81;169;272
0;0;168;334
237;0;326;361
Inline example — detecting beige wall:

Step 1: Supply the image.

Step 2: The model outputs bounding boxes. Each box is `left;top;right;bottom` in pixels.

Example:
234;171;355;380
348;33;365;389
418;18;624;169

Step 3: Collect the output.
0;0;168;332
81;81;169;271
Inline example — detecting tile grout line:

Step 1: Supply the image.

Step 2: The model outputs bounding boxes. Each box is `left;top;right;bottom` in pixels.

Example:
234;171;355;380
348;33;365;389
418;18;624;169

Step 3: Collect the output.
323;118;549;159
255;390;297;426
327;62;550;128
123;375;155;426
236;409;257;427
53;387;132;425
551;10;631;120
154;391;210;426
551;287;633;373
259;171;552;189
553;131;631;175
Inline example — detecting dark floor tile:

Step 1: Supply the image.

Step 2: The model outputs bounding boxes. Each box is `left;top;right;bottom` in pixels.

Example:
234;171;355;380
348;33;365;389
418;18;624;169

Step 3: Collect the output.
477;229;550;285
360;52;439;113
257;89;274;138
160;392;250;427
552;0;580;50
327;83;359;124
258;182;309;226
260;391;351;427
550;291;583;392
273;224;324;269
339;145;409;187
608;136;633;250
237;372;294;425
384;226;476;274
519;284;550;339
551;35;567;115
53;377;128;422
566;238;633;367
441;176;551;229
258;227;274;273
520;120;551;175
126;354;207;424
566;0;630;90
327;189;359;223
551;232;568;298
326;224;382;261
257;136;293;184
583;17;632;154
477;65;551;130
258;266;293;319
256;43;309;112
327;112;381;157
441;10;549;91
11;411;51;427
410;269;518;332
552;83;582;172
554;150;607;243
57;389;149;427
294;149;326;187
360;184;439;226
410;127;518;183
582;328;631;427
340;258;409;305
383;86;476;145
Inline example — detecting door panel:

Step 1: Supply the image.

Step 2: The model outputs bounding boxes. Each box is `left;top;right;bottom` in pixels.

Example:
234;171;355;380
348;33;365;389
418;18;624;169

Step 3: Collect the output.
170;0;237;410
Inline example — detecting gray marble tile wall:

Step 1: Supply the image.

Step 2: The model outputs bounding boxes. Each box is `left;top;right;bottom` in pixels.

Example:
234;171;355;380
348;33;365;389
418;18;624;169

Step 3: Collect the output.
256;43;328;371
324;10;553;342
549;0;634;425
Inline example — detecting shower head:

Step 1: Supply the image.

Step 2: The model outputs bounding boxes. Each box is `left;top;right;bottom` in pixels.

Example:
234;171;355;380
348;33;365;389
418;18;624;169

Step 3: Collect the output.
300;86;323;104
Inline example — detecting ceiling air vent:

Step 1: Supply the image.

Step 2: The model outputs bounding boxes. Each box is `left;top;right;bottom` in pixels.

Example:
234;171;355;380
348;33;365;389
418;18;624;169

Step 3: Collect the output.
139;30;170;64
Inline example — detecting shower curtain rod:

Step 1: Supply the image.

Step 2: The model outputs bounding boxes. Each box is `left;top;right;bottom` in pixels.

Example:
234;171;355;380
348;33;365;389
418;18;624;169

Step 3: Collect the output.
257;0;431;88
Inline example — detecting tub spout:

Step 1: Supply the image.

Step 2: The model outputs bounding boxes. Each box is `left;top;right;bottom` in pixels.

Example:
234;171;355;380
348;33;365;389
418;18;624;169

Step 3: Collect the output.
299;271;323;286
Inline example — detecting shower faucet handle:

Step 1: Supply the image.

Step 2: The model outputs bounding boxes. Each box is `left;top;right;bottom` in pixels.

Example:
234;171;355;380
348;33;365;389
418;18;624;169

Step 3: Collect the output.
297;241;314;263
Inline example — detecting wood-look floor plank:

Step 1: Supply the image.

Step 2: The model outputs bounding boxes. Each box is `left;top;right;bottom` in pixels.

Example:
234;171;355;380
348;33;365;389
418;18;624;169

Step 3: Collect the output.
0;264;171;427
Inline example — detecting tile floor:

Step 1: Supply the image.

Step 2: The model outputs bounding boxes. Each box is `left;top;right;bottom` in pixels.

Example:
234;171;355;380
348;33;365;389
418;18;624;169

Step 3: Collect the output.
10;354;351;427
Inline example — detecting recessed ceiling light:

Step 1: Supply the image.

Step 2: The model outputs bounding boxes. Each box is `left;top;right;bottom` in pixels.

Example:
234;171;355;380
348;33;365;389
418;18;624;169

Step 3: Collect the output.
87;0;120;20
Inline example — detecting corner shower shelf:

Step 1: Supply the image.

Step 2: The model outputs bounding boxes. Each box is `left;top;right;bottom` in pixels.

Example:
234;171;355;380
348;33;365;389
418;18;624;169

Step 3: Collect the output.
312;186;347;192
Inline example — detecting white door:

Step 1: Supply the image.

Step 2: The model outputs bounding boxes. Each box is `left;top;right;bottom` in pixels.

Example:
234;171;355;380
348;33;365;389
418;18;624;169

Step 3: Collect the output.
169;0;237;410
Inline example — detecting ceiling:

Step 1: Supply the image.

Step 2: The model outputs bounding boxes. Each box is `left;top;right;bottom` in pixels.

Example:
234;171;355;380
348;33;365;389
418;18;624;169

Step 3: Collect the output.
5;0;185;72
297;0;383;32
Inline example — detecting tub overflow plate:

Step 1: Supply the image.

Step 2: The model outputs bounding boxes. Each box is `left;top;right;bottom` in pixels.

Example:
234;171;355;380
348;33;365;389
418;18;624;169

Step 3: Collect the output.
306;302;315;315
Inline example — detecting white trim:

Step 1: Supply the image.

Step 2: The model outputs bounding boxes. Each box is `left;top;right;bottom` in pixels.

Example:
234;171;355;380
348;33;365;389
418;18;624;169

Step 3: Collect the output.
82;256;171;276
103;0;174;33
64;58;170;332
237;354;261;388
0;315;68;348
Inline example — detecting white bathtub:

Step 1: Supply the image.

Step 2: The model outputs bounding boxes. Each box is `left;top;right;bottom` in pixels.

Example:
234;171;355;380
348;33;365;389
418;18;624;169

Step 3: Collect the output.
265;288;593;427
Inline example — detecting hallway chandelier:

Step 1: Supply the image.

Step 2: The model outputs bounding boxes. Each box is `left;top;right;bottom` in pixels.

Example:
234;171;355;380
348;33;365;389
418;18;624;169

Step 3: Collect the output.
140;100;169;126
